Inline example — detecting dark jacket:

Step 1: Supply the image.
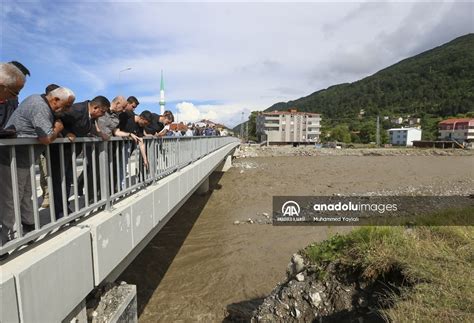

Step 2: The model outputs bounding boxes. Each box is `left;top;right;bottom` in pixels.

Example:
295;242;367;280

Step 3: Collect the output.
61;100;93;137
145;113;164;135
0;99;19;129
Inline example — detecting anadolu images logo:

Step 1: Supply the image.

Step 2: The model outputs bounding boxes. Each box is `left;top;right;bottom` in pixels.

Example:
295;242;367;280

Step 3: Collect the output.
282;201;301;217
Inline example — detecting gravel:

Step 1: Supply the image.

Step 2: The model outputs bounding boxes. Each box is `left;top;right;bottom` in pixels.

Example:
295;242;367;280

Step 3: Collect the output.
234;146;474;158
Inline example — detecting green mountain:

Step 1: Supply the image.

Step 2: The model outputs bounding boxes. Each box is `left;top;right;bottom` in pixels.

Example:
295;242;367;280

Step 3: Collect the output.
265;33;474;120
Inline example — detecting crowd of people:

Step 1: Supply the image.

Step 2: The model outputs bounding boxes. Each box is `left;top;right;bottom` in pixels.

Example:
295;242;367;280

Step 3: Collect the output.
0;61;222;255
167;123;222;137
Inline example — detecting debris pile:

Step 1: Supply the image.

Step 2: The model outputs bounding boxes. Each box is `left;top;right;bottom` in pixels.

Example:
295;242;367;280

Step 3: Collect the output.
226;254;407;322
233;212;272;225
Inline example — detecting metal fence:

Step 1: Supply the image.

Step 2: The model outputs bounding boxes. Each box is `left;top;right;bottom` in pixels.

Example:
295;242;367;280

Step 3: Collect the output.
0;136;238;255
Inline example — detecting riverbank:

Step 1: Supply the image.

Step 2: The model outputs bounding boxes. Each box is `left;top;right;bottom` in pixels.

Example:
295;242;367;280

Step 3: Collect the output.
235;145;474;158
246;207;474;322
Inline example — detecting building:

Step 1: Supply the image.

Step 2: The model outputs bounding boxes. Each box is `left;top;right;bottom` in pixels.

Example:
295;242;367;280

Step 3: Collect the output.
256;108;321;144
388;127;422;146
438;118;474;143
169;122;188;133
390;117;403;125
408;117;421;126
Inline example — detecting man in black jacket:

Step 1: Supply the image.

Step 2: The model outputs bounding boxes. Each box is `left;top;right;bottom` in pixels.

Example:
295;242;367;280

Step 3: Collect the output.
144;110;174;136
50;96;110;218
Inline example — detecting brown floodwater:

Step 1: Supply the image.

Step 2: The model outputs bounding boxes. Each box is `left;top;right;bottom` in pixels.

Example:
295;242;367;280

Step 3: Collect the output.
118;155;474;322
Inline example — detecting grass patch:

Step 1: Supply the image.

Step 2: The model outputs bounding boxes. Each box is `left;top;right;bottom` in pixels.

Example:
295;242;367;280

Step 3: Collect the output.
303;207;474;322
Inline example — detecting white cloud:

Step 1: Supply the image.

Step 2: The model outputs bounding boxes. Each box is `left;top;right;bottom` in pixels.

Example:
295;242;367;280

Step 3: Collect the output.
175;101;250;127
176;102;203;122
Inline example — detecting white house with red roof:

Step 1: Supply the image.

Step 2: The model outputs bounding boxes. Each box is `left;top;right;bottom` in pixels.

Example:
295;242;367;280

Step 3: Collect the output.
438;118;474;143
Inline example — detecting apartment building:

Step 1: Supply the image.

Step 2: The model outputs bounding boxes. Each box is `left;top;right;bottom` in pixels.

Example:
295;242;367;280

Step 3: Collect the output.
438;118;474;143
388;127;422;146
256;108;321;144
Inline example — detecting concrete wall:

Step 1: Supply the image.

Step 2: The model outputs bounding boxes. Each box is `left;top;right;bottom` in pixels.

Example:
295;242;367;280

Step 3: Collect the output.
0;141;238;323
0;273;20;323
1;227;94;323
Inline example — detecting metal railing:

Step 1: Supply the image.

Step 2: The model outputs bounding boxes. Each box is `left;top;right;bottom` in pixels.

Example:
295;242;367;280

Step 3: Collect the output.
0;136;238;255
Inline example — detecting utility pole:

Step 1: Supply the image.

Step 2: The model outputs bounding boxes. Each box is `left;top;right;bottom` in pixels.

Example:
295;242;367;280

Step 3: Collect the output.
240;112;244;140
245;120;249;142
376;115;380;146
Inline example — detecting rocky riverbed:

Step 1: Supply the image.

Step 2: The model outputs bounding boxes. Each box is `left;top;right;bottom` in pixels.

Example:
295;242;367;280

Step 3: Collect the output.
235;145;474;158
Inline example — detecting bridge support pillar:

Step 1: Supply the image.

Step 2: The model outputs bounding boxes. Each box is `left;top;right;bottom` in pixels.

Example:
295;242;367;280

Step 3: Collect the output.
88;284;137;323
215;155;233;172
196;177;209;195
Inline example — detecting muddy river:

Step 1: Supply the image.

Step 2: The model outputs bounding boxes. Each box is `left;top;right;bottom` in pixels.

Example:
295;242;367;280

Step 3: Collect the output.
118;155;474;322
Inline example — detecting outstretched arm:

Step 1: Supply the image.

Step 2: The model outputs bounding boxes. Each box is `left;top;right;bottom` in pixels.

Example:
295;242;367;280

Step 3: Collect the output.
138;140;149;169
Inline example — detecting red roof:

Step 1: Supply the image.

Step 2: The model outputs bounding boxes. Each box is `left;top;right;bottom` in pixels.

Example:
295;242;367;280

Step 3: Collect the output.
169;123;188;131
439;118;474;125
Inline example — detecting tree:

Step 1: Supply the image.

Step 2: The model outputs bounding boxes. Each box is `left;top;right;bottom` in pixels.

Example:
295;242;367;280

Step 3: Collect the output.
247;111;258;141
351;132;361;143
359;122;376;143
421;116;442;140
330;125;351;143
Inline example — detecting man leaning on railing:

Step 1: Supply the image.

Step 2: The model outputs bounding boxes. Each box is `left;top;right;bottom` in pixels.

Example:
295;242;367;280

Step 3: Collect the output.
0;87;75;246
78;95;128;198
0;61;30;131
38;84;61;209
49;96;110;219
144;110;174;137
118;109;153;186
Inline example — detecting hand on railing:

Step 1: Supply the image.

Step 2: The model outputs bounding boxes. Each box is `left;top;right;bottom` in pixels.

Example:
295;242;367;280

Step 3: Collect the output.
54;120;64;133
97;131;110;141
130;133;141;144
143;158;149;170
66;132;76;142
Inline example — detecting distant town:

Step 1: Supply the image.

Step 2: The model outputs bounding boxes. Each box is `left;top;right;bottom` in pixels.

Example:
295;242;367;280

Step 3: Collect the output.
239;108;474;149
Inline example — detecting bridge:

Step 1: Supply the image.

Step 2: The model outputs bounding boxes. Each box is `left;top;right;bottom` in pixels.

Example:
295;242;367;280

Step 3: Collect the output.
0;136;240;322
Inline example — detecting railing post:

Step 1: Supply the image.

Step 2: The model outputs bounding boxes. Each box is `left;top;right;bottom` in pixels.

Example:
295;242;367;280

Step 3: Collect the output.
45;145;56;221
9;146;22;237
99;141;111;210
150;138;156;182
177;138;181;171
28;146;40;230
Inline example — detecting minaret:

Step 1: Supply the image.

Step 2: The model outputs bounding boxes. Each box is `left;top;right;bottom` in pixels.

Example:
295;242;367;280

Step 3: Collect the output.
159;70;165;115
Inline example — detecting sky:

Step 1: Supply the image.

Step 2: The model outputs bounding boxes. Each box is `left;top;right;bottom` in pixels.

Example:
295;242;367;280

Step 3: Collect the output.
1;0;473;127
